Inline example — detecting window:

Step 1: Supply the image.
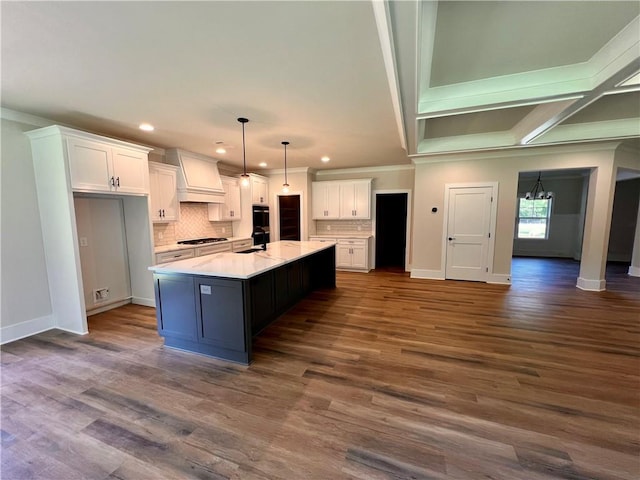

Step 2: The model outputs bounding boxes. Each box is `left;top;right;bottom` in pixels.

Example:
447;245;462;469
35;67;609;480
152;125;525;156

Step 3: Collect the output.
517;198;552;239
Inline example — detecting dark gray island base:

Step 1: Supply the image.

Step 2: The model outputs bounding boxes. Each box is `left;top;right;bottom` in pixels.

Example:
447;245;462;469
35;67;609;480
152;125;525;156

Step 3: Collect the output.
152;245;336;364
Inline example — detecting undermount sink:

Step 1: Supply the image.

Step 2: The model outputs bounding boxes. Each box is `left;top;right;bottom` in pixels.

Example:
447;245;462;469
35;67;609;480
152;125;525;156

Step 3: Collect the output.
235;248;263;254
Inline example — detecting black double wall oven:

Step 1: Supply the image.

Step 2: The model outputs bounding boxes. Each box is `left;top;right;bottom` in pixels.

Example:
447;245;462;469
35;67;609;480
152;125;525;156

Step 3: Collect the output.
252;205;270;246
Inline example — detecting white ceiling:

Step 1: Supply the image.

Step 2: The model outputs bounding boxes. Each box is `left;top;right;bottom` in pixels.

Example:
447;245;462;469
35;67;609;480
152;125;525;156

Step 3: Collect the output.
2;1;639;172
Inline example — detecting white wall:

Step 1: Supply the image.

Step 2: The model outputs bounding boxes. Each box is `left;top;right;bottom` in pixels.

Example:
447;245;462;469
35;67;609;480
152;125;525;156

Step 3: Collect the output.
74;196;131;312
0;118;54;340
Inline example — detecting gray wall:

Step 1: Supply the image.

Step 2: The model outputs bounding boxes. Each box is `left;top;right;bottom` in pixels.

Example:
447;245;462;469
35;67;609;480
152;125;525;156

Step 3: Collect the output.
1;118;52;334
513;174;588;258
608;178;640;262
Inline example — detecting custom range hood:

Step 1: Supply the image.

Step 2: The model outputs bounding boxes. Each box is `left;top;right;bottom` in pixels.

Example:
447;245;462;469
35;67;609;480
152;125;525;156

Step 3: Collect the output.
166;148;225;203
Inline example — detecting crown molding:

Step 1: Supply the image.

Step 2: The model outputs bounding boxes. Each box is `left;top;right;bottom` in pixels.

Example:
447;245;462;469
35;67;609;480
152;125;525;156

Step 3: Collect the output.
315;164;414;176
411;140;623;165
262;167;314;175
0;108;55;127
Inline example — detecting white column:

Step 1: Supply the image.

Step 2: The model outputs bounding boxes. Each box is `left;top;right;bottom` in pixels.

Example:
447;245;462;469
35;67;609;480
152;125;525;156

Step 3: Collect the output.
577;163;616;291
628;192;640;277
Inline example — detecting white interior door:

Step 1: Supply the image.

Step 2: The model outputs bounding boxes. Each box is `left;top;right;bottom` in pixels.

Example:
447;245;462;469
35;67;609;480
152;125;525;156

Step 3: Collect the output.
445;186;493;281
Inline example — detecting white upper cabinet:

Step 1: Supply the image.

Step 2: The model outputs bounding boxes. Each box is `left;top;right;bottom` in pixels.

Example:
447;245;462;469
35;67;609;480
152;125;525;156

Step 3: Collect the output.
67;136;149;194
250;174;269;205
312;179;372;220
339;180;371;219
312;182;341;219
208;176;242;221
149;162;179;223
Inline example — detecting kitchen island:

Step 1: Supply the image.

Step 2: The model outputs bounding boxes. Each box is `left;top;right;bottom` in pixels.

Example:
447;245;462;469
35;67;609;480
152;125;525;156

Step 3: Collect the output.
148;241;336;364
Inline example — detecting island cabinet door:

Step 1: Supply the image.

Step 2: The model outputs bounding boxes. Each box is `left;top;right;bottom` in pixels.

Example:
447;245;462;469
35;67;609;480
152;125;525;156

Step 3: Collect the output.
195;277;247;352
250;271;275;335
154;274;198;341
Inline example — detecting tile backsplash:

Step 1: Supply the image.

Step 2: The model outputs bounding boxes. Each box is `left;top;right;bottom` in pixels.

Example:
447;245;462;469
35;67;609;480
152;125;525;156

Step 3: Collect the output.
153;203;233;246
315;220;372;235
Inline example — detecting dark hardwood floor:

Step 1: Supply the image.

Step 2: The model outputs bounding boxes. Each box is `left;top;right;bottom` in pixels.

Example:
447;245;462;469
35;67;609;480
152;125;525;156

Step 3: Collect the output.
2;259;639;479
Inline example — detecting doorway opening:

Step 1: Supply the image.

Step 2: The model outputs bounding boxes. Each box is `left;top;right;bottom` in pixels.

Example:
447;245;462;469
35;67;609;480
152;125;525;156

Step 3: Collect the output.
279;195;301;241
375;193;408;270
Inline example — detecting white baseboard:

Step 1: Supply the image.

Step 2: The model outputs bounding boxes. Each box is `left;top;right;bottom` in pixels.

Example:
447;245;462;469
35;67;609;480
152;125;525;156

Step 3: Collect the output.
576;277;606;291
87;298;132;316
0;314;55;345
410;269;445;280
133;296;156;308
487;273;511;285
628;266;640;277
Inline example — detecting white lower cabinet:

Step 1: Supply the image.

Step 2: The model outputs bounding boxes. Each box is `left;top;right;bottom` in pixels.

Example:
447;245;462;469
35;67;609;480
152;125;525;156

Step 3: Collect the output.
310;236;370;272
155;248;195;264
336;239;369;270
196;243;232;256
232;238;253;252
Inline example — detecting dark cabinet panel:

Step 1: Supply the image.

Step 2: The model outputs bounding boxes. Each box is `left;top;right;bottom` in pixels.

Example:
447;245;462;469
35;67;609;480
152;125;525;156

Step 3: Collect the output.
287;261;302;301
250;271;275;334
274;265;289;311
155;275;197;341
195;278;246;352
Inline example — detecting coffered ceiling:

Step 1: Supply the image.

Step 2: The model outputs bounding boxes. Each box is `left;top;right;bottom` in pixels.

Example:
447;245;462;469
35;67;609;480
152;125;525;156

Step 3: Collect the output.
2;1;639;171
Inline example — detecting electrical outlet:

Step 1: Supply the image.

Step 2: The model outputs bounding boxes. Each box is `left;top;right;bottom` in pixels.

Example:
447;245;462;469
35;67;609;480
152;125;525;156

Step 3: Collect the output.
326;225;331;231
79;237;88;247
93;288;109;303
158;232;163;240
357;226;362;231
222;227;226;233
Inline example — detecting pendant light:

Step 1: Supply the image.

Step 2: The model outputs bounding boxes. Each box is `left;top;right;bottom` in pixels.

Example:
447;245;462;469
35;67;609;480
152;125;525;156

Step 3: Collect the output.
524;171;553;200
237;117;250;187
281;141;290;193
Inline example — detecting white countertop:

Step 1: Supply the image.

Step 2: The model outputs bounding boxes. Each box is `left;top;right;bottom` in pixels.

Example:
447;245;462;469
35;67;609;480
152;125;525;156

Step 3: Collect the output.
149;240;336;279
154;236;251;254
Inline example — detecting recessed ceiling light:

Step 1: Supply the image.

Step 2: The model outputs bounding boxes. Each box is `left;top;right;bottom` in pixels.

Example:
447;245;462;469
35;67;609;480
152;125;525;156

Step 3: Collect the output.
259;162;267;168
139;123;154;132
321;156;330;163
215;147;226;154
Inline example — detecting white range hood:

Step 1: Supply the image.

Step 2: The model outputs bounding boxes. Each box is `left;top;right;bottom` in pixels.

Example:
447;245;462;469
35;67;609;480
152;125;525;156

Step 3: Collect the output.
166;148;225;203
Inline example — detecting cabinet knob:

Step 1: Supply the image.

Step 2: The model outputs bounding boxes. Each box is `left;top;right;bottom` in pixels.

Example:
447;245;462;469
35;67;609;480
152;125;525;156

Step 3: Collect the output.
158;209;162;217
110;176;116;187
162;209;165;217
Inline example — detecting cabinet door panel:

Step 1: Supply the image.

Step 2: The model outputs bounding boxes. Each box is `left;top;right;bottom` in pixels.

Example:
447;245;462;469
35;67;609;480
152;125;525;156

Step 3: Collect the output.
336;244;353;267
351;246;367;269
112;148;148;194
157;168;178;220
326;183;341;218
155;275;198;340
352;181;371;219
227;181;241;219
67;138;111;192
250;271;274;333
311;183;326;219
149;167;162;221
196;278;246;351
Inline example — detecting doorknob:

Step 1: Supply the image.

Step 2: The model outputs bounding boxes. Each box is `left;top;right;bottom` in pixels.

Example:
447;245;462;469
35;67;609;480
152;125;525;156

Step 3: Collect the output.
448;237;456;241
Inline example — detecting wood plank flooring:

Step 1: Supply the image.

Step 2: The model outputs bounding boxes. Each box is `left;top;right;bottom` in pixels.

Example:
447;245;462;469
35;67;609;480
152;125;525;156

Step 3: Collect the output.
2;258;639;479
